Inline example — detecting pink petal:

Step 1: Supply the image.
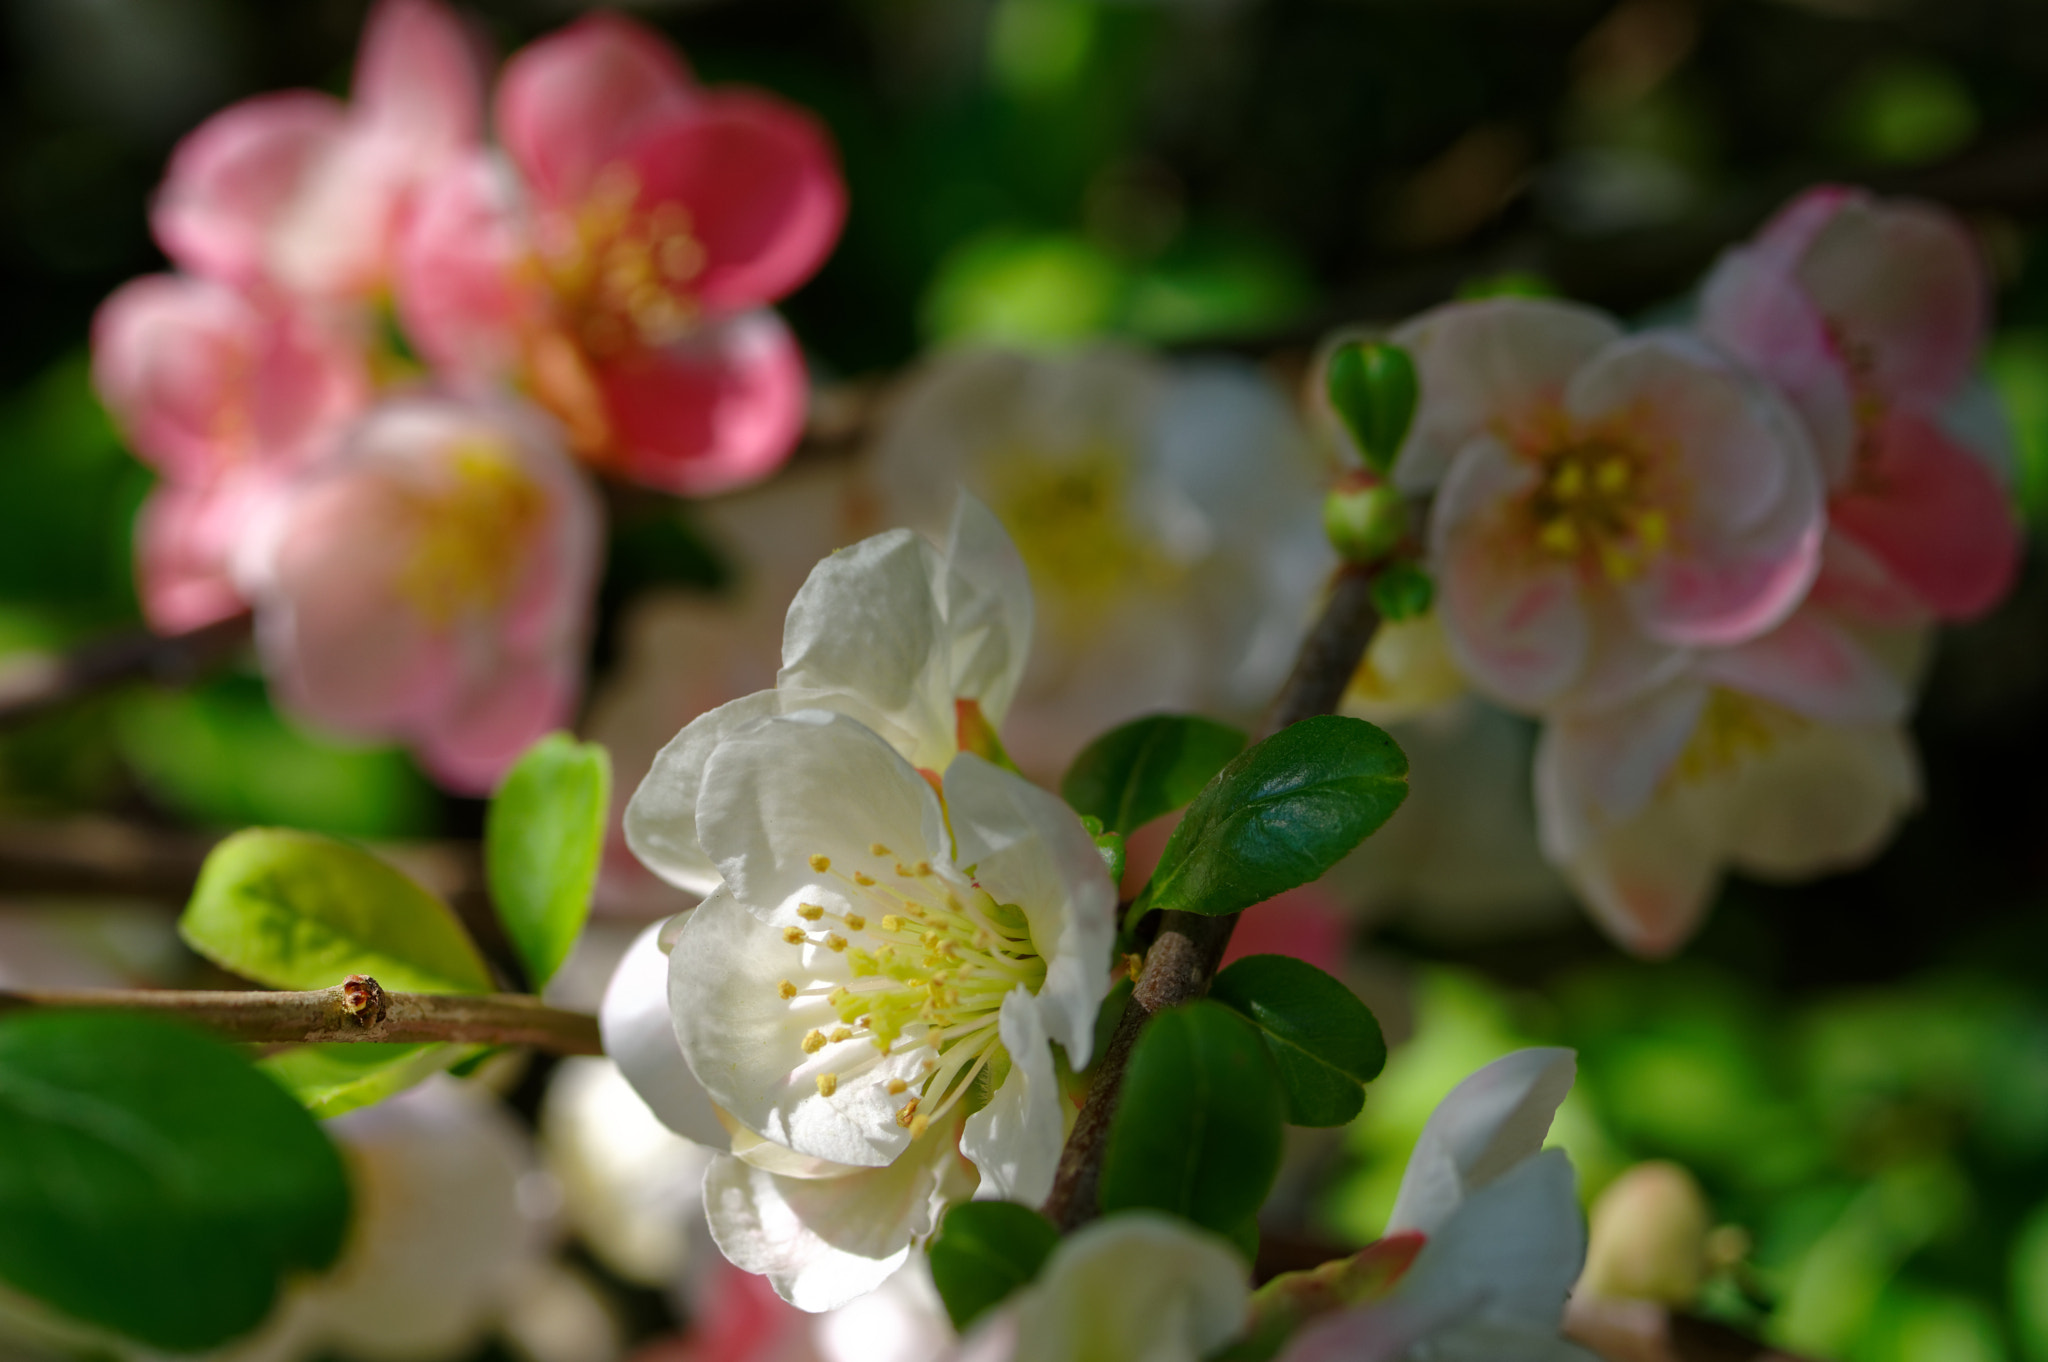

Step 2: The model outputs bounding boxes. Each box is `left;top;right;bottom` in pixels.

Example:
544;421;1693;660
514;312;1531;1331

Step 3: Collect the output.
620;91;847;312
92;275;367;482
1809;527;1931;627
133;481;262;633
1536;683;1706;847
151;92;348;286
395;155;548;379
352;0;485;155
1387;298;1622;493
416;661;579;794
1830;410;2020;621
596;310;808;496
1797;194;1987;410
1562;808;1719;961
1431;435;1590;711
496;12;694;208
1569;335;1824;648
1696;609;1907;726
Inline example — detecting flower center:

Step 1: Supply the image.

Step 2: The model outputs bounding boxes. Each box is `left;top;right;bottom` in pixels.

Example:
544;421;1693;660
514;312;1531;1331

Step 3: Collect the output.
395;440;547;624
545;166;706;361
987;446;1184;636
1670;689;1801;786
1525;434;1669;583
774;848;1046;1138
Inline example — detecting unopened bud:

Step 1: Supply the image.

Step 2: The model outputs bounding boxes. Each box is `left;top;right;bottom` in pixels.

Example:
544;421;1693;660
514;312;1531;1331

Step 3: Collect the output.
1577;1161;1714;1307
1324;474;1407;565
1324;340;1418;474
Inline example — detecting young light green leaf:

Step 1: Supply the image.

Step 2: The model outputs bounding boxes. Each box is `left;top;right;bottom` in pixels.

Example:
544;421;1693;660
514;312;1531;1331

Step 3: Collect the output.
1324;341;1418;474
484;733;611;989
260;1042;486;1120
1146;716;1407;919
1211;955;1387;1127
1098;1001;1285;1240
927;1201;1061;1331
0;1011;350;1352
1062;714;1249;837
181;828;493;994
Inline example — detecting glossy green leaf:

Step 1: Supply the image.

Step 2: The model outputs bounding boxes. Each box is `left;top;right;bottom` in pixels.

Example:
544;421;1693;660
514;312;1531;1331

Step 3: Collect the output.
1062;714;1248;837
1146;716;1407;919
927;1200;1061;1331
1212;955;1387;1127
484;733;611;989
0;1011;349;1351
260;1042;485;1120
1099;1001;1284;1239
180;828;493;994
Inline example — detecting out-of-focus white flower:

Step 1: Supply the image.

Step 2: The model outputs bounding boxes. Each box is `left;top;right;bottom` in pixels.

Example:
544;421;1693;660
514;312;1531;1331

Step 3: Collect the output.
1280;1048;1600;1362
542;1057;717;1289
949;1213;1251;1362
867;345;1330;774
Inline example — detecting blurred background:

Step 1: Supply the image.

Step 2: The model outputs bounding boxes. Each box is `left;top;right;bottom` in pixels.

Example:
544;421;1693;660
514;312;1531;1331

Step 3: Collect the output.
5;1;2048;1360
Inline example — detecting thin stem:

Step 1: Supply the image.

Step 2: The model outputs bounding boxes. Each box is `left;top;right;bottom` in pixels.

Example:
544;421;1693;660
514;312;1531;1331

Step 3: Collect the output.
0;614;253;730
0;978;604;1055
1042;566;1383;1229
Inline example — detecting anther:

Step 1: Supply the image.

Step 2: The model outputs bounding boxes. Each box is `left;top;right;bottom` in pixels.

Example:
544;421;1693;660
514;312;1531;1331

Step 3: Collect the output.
886;1079;909;1095
802;1030;827;1054
778;980;799;1000
881;915;903;932
798;904;825;921
895;1097;921;1128
870;843;891;857
816;1074;838;1097
908;1115;930;1138
913;861;933;877
830;1028;853;1044
1595;457;1630;494
782;927;807;944
844;914;866;931
826;934;848;952
809;854;831;872
854;872;876;886
895;863;914;878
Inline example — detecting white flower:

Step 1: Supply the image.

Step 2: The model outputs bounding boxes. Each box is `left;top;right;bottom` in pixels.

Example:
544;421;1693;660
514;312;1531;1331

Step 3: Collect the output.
624;494;1033;898
867;345;1329;774
950;1213;1251;1362
1281;1048;1602;1362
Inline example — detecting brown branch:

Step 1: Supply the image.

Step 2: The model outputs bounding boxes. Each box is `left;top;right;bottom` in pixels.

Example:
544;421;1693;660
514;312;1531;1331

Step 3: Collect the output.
0;613;253;729
1042;566;1383;1229
0;976;603;1054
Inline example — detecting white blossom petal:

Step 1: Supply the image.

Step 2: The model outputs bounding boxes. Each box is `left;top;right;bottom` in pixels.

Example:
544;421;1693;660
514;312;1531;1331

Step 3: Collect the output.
1387;1048;1577;1237
961;989;1063;1206
624;690;782;895
942;494;1035;730
599;920;728;1148
1005;1213;1250;1362
943;753;1116;1064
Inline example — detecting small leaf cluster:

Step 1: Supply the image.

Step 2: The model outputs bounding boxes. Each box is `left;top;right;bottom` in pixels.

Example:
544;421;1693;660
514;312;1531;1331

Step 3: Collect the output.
0;733;609;1352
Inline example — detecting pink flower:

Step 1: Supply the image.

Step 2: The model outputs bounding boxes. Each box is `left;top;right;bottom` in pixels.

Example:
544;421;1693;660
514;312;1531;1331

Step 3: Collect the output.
1701;187;2020;623
397;14;846;496
235;396;602;792
92;274;369;631
152;0;484;301
1392;298;1825;714
1533;607;1919;956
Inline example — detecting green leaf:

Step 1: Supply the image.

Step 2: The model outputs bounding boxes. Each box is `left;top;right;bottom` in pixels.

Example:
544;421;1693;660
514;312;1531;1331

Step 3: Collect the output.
1098;1001;1284;1239
0;1011;350;1351
1079;814;1127;885
927;1201;1061;1331
1324;342;1418;474
181;829;493;994
1146;716;1407;919
1369;561;1434;623
1062;714;1249;837
260;1042;485;1120
484;733;611;989
1211;955;1387;1127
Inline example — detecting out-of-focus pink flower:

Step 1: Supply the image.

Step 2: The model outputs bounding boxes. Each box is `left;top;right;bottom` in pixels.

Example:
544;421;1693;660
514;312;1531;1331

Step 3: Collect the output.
152;0;484;301
92;274;370;631
398;14;845;496
236;396;602;792
1701;187;2020;623
1534;607;1920;956
1390;299;1824;716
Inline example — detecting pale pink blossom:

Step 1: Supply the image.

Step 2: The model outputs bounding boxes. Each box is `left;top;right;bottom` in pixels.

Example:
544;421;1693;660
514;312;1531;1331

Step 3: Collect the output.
91;274;369;631
152;0;484;301
235;396;602;792
1389;299;1825;716
398;13;846;496
1534;607;1921;956
1701;186;2020;623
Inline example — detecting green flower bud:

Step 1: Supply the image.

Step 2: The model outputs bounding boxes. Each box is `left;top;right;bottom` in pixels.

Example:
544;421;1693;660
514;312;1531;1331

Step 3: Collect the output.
1324;341;1418;474
1323;476;1407;565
